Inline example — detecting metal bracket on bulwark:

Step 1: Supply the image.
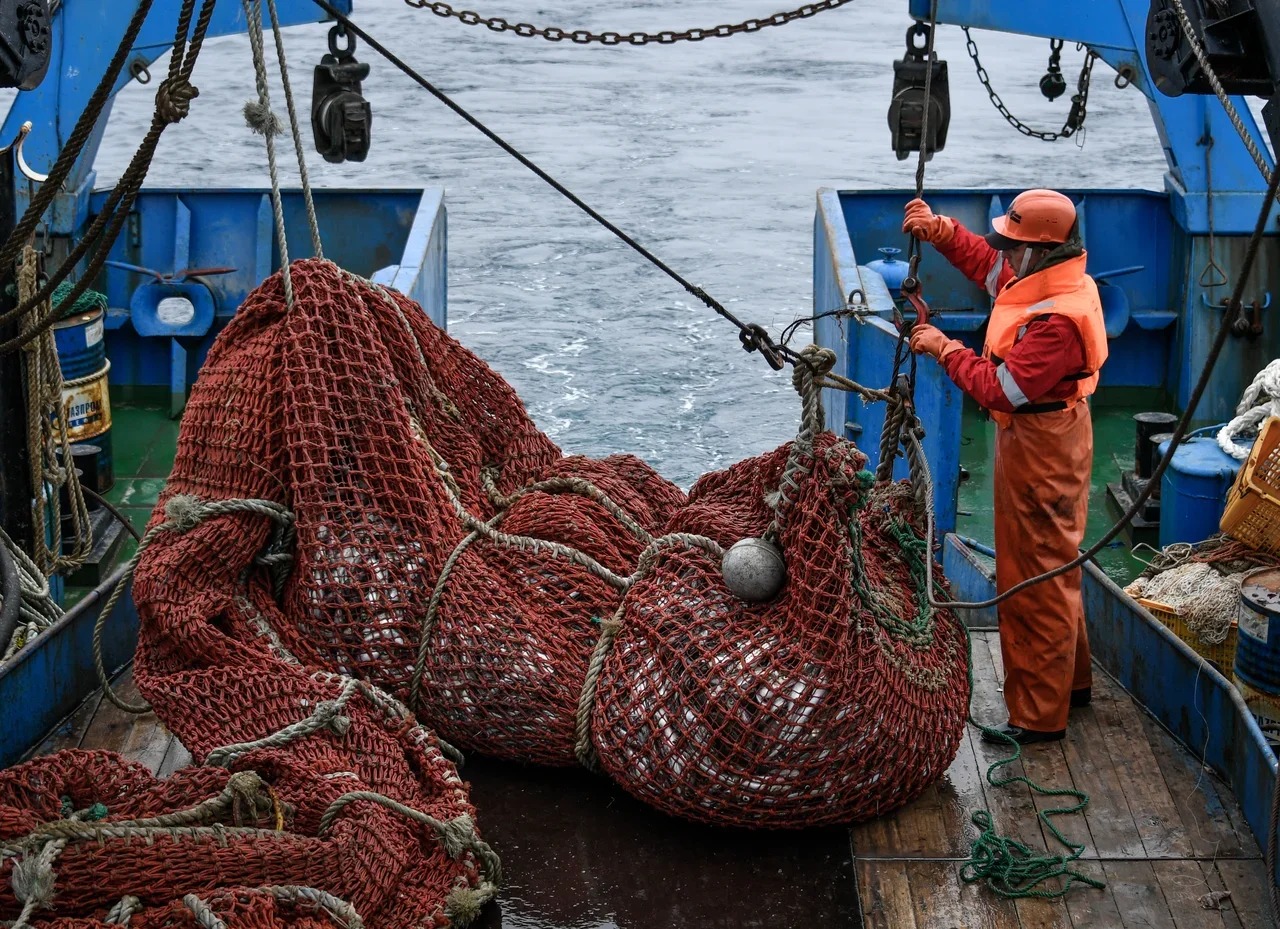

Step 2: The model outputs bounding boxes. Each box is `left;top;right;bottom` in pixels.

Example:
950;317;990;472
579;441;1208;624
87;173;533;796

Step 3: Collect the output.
108;198;235;417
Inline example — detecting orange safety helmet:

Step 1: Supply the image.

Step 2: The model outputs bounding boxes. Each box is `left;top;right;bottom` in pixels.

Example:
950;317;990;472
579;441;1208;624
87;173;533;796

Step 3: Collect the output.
985;189;1077;250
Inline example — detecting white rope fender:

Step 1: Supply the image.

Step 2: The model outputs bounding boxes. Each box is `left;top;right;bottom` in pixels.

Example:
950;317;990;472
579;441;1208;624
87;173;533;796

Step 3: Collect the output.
1218;358;1280;459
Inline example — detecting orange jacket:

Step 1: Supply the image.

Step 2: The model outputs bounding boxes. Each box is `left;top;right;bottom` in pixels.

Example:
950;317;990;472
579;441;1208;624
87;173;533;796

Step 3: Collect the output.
981;253;1108;428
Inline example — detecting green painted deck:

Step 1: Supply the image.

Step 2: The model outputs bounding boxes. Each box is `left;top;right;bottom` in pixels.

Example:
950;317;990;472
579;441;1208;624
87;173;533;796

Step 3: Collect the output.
62;391;179;606
957;395;1166;586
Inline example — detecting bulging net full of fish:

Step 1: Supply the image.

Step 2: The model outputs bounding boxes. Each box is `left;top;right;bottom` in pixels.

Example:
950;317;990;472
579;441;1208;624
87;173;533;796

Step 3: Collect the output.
129;258;970;829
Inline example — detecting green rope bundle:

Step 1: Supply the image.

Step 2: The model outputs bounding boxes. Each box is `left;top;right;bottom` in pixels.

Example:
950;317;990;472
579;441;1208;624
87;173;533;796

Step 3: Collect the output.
959;626;1105;900
52;280;107;318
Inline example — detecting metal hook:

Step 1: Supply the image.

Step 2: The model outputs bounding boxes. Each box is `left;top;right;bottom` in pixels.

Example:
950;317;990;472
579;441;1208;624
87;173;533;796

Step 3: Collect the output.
0;122;48;183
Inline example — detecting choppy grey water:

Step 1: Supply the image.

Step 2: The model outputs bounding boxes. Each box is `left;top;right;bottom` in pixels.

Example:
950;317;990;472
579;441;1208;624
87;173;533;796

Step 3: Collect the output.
96;0;1174;488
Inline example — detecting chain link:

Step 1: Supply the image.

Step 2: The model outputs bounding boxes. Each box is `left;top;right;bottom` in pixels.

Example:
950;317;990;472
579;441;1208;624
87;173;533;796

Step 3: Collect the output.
962;27;1096;142
403;0;857;45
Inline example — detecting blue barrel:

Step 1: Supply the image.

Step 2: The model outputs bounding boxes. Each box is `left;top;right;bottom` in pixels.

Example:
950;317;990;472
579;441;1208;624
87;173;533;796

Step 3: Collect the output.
1157;435;1242;549
52;307;106;381
1235;567;1280;694
866;247;910;297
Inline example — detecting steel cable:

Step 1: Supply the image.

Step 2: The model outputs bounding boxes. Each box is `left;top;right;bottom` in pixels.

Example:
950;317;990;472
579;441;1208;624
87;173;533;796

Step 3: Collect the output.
308;0;803;372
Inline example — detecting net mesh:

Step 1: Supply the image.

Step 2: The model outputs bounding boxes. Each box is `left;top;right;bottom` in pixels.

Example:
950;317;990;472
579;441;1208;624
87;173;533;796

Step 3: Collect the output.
115;257;968;837
0;750;490;929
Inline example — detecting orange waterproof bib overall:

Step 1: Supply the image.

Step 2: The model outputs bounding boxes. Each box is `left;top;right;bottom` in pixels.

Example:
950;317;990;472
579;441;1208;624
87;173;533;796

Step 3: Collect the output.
986;254;1108;732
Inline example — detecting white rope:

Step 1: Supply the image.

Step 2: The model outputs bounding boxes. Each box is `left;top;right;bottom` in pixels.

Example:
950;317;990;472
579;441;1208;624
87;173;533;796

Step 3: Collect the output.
263;0;324;258
1218;358;1280;459
0;526;64;662
1125;562;1247;646
240;0;295;309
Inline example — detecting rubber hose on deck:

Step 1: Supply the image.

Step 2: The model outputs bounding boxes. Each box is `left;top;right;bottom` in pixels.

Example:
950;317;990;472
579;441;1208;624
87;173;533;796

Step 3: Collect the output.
0;537;21;658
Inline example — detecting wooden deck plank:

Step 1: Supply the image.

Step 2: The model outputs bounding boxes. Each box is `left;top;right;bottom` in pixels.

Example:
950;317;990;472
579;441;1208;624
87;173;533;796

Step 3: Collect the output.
851;718;988;859
28;687;103;758
974;633;1049;855
1215;859;1278;929
1140;713;1259;860
1062;861;1127;929
1090;675;1193;860
1011;894;1072;929
156;737;193;778
1061;700;1147;860
1018;737;1095;863
855;860;919;929
1155;859;1240;929
1198;861;1247;929
905;860;1025;929
1104;860;1178;929
77;673;171;774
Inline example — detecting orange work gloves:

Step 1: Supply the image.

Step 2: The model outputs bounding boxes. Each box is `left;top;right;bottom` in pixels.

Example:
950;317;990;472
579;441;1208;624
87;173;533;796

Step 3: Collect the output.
909;324;964;363
902;198;955;246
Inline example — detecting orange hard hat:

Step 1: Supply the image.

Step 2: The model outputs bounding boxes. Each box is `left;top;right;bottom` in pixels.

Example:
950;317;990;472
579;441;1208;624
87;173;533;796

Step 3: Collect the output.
986;189;1077;249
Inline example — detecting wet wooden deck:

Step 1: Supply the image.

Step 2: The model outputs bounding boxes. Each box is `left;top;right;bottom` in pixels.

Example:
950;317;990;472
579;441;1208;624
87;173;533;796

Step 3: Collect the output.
31;631;1276;929
855;633;1274;929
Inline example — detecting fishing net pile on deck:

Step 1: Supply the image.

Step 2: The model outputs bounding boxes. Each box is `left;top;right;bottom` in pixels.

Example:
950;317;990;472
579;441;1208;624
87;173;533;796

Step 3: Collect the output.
0;745;497;929
129;257;969;830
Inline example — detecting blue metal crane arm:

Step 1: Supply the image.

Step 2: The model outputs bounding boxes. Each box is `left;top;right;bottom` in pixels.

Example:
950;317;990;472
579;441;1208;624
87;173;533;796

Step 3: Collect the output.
0;0;353;235
909;0;1278;234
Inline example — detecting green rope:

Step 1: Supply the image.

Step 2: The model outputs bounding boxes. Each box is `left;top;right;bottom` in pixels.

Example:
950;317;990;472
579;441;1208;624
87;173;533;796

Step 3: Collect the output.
848;510;936;646
58;797;109;822
958;624;1105;899
877;501;1104;899
5;280;108;320
52;280;107;318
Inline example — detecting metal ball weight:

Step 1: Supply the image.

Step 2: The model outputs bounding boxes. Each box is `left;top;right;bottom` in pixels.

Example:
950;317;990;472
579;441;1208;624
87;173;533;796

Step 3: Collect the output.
722;537;787;603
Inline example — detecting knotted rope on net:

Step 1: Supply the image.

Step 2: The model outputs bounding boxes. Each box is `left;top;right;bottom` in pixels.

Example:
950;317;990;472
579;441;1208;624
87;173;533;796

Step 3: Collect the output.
0;756;348;929
130;257;967;830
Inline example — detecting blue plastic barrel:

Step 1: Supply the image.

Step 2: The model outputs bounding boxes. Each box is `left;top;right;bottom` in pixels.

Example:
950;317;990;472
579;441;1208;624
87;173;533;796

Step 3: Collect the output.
866;247;910;297
1156;434;1242;549
1235;567;1280;694
52;308;106;381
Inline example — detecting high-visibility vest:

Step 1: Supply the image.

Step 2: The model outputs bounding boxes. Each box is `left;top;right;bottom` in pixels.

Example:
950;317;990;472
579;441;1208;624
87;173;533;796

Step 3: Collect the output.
982;253;1109;429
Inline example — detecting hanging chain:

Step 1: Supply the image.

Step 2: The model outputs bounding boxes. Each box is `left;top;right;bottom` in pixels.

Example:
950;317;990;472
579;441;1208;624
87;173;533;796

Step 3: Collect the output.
401;0;857;45
962;27;1097;142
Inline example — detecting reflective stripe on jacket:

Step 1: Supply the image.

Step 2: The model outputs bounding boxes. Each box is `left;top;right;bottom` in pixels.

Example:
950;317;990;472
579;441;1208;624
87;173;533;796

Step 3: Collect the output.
983;252;1108;427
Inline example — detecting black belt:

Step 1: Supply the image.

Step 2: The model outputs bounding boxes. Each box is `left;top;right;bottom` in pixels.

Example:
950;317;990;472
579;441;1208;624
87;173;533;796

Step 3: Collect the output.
1012;400;1069;415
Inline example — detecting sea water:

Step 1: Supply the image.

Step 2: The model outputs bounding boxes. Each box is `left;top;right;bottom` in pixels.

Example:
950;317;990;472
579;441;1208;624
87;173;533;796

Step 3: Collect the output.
95;0;1176;488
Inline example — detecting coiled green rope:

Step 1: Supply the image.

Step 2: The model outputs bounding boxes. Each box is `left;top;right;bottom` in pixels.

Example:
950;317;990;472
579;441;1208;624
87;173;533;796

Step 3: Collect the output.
959;625;1105;900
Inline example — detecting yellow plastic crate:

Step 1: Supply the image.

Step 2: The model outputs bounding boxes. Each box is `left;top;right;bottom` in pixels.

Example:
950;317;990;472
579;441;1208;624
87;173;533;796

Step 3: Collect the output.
1220;415;1280;556
1138;597;1237;674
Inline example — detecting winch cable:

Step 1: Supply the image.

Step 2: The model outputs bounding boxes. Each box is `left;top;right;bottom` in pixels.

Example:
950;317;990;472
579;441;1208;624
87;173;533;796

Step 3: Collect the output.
921;160;1280;611
308;0;800;373
879;0;936;482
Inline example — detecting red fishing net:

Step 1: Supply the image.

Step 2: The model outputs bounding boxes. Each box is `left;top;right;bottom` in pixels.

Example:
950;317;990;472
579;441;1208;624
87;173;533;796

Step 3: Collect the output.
0;749;494;929
120;257;967;838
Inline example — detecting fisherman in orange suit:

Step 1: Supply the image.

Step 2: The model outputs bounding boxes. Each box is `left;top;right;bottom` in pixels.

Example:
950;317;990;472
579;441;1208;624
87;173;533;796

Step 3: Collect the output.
902;189;1109;744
